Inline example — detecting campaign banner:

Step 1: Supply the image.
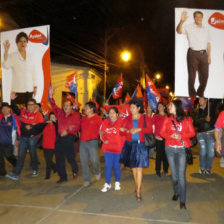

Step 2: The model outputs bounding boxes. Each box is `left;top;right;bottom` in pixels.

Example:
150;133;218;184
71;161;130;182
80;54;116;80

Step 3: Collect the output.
1;25;51;104
175;8;224;99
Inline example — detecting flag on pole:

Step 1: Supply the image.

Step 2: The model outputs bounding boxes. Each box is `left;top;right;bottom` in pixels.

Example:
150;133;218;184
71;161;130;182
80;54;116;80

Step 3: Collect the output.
179;97;196;111
132;84;143;98
112;74;123;99
66;93;81;108
65;72;77;94
124;93;131;104
145;75;161;110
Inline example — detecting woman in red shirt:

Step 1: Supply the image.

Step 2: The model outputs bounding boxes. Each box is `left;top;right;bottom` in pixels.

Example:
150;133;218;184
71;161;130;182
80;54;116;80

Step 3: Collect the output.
120;99;153;201
100;107;125;192
42;112;57;179
160;99;195;209
152;102;168;176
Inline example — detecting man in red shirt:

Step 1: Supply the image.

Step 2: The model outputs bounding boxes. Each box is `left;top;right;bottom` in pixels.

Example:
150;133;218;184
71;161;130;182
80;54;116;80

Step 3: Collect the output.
80;101;102;187
7;99;44;181
49;88;81;184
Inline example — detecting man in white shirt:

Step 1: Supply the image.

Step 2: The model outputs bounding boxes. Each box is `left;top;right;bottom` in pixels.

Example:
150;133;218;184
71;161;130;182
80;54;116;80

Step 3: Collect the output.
176;11;211;97
2;32;37;105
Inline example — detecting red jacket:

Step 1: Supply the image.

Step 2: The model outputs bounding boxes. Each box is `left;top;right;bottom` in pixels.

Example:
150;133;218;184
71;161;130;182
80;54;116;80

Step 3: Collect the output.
50;98;80;135
42;123;56;149
20;109;44;125
120;114;153;142
80;114;102;141
100;117;125;153
160;115;195;147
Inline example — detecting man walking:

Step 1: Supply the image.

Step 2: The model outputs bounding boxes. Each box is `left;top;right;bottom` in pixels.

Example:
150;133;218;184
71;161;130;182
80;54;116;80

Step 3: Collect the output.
49;87;80;184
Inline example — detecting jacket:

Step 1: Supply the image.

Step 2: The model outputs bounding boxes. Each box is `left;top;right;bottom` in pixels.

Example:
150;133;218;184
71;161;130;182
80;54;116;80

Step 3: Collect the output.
160;115;195;147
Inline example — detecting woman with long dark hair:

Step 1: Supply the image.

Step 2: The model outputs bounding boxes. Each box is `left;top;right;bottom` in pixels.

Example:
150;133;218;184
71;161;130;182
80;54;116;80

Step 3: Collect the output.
160;99;195;209
120;99;153;201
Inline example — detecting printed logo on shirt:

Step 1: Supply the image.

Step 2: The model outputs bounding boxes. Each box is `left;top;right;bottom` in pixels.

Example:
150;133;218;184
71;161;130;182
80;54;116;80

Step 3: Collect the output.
28;30;48;44
208;12;224;30
105;127;118;134
171;123;182;132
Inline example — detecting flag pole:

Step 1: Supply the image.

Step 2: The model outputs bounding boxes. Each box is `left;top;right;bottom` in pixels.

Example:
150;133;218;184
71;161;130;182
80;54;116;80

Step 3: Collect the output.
106;92;112;104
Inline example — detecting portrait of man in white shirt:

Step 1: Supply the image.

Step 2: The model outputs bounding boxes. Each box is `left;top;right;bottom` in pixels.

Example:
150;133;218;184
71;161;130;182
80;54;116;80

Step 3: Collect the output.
176;11;211;97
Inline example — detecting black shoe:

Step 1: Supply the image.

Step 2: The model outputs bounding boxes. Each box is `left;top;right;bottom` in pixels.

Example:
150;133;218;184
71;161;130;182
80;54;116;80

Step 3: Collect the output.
172;194;179;201
156;171;161;177
180;202;186;209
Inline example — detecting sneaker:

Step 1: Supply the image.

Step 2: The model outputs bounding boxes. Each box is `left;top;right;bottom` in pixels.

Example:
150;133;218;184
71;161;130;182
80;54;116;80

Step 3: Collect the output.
205;170;211;175
83;181;90;187
5;173;19;181
199;168;205;174
101;183;111;192
115;182;121;191
32;170;38;177
95;173;101;181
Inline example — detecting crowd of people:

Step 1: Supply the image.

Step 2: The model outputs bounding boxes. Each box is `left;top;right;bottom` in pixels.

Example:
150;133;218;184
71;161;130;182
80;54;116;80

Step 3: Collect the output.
0;89;224;210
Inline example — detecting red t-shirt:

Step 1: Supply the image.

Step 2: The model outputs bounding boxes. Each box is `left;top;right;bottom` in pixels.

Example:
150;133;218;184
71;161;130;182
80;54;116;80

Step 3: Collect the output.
215;111;224;130
42;123;56;149
100;117;125;153
80;114;102;141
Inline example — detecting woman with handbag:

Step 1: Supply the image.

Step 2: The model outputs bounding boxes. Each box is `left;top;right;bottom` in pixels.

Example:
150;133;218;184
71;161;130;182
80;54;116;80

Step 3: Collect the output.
120;99;153;201
160;99;195;209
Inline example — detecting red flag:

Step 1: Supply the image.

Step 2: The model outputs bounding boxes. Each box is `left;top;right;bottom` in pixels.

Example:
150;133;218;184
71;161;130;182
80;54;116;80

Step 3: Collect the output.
66;93;82;108
136;85;143;98
65;72;77;94
119;99;123;105
124;93;131;104
112;74;123;99
103;104;130;118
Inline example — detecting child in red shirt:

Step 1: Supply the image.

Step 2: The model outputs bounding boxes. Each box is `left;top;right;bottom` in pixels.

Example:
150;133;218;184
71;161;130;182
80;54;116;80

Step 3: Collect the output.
100;107;125;192
42;112;57;179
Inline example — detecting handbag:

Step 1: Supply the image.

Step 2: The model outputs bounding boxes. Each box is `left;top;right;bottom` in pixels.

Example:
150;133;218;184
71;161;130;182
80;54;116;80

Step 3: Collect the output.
143;115;155;148
171;120;193;165
190;136;197;147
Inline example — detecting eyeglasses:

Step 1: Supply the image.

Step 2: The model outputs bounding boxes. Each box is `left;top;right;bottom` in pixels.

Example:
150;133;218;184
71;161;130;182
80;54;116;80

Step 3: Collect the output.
27;104;35;106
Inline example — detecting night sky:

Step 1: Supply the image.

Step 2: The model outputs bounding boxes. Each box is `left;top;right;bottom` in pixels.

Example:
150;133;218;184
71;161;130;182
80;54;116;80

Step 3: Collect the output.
1;0;224;95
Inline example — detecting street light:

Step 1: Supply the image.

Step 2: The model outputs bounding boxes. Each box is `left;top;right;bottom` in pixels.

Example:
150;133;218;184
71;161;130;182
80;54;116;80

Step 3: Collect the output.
121;51;131;62
165;85;170;90
155;73;161;81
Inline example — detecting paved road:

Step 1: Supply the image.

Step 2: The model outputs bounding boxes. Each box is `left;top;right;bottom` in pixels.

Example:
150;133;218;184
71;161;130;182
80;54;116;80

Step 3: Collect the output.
0;146;224;224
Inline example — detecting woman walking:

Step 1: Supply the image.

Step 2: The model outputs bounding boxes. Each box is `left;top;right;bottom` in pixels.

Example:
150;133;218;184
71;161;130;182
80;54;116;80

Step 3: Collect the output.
152;102;168;176
160;99;195;209
100;107;125;192
120;99;153;201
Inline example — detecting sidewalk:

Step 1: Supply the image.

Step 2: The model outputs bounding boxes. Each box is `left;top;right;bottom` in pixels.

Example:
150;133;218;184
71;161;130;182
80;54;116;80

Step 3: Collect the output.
0;146;224;224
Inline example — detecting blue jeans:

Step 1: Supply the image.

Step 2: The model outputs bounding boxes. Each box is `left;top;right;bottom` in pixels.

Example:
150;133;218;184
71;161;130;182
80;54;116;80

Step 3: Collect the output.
80;140;100;182
197;132;215;170
104;152;121;184
165;146;187;203
13;137;39;175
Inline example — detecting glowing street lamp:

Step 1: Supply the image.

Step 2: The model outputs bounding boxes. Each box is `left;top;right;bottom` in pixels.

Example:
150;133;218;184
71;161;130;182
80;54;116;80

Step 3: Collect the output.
165;85;170;90
155;73;161;81
121;51;131;62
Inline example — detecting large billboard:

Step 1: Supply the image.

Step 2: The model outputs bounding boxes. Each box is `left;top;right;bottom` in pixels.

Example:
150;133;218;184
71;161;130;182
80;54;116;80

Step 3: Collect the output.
1;25;50;104
175;8;224;98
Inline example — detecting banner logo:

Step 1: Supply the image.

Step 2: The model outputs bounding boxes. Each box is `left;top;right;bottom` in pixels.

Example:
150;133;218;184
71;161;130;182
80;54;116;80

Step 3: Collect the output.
28;30;48;43
208;12;224;30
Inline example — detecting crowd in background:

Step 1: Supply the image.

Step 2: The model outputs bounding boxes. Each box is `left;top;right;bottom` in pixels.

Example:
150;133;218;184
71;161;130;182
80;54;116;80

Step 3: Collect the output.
0;89;224;210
